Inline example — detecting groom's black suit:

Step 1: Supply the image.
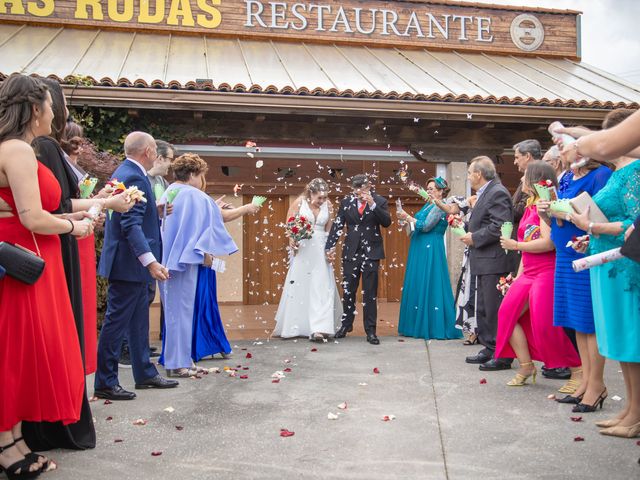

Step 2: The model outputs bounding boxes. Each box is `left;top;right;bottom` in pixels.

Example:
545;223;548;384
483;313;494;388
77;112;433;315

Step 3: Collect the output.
325;193;391;335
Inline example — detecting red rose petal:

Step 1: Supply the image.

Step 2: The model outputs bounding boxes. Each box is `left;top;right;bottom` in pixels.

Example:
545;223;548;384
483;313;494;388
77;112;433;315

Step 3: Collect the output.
382;416;391;422
284;368;292;373
479;378;487;384
280;429;295;437
398;339;405;342
114;439;123;443
106;416;113;421
241;348;247;351
151;451;163;456
246;353;253;359
240;375;248;379
570;416;583;422
272;379;280;383
311;348;318;352
373;368;380;374
104;400;113;405
242;367;249;370
236;365;242;368
175;426;184;431
574;436;585;442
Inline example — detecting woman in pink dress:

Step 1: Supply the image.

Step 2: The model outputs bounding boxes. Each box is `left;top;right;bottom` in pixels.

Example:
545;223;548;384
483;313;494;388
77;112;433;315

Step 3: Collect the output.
497;161;580;386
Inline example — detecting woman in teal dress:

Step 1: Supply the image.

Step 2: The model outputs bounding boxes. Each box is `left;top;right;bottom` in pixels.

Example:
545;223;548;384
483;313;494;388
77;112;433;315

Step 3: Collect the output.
397;177;461;340
563;109;640;437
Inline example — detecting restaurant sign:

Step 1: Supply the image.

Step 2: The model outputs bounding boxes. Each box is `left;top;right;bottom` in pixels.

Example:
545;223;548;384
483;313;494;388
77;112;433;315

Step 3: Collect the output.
0;0;578;57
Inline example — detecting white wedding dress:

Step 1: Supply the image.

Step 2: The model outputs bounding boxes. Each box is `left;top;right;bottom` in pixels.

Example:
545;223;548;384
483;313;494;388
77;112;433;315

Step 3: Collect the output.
274;199;343;338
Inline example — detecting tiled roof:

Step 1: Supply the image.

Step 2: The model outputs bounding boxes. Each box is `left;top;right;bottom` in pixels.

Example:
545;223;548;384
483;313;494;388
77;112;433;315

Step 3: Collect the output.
1;24;638;109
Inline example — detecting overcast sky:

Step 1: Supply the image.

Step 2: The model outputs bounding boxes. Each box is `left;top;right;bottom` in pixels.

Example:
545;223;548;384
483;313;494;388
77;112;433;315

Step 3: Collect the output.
458;0;640;84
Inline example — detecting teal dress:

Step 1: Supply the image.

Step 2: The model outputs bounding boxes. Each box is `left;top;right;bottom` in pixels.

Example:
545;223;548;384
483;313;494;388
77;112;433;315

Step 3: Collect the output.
590;160;640;362
398;203;462;340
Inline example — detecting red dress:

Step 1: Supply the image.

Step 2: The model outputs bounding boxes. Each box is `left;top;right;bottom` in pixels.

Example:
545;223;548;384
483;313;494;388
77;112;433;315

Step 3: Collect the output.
0;161;84;431
77;235;97;374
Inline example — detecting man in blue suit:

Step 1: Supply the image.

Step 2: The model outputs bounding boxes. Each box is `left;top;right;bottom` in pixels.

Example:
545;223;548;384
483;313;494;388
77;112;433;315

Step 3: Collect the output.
95;131;178;400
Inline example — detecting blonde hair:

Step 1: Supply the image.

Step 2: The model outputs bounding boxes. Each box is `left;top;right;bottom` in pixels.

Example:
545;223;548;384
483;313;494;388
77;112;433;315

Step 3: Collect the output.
304;178;329;199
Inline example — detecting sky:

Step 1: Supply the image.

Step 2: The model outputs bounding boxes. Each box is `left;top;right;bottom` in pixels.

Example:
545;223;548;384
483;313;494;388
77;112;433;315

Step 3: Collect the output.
458;0;640;84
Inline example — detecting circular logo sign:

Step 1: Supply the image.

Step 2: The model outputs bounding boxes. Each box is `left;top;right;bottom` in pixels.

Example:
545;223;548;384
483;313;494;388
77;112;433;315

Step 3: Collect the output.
510;14;545;52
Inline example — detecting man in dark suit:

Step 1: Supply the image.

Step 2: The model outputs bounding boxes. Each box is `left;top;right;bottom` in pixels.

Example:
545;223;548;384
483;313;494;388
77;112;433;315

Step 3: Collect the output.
95;131;178;400
326;174;391;345
460;157;514;371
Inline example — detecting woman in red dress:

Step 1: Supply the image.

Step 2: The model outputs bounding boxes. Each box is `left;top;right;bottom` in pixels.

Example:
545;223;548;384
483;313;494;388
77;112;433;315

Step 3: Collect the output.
0;74;93;478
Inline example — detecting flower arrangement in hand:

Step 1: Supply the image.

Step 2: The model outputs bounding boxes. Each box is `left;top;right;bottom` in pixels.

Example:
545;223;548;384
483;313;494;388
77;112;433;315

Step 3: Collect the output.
496;274;514;296
447;214;466;236
285;215;313;253
534;179;557;201
566;235;590;254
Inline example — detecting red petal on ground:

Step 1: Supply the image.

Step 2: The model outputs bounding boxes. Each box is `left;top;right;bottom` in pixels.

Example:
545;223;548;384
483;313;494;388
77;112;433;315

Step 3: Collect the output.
272;379;280;383
242;367;249;370
570;416;583;422
311;348;318;352
104;400;113;405
373;368;380;374
151;451;163;456
106;416;113;421
284;368;292;372
479;378;487;384
398;339;405;342
114;439;123;443
246;353;253;359
175;426;184;431
382;416;391;422
574;436;585;442
240;375;249;379
280;429;295;437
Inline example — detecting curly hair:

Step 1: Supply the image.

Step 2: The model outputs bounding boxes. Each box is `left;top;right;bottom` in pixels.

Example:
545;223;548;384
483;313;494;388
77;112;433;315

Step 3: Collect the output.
303;178;329;199
171;153;208;182
0;74;49;143
61;121;84;156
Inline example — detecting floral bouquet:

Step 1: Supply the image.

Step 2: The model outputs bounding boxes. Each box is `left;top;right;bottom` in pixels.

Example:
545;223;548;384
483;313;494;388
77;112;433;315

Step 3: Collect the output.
447;214;466;236
78;175;98;199
284;214;313;245
534;179;558;201
566;235;590;253
496;274;514;296
104;179;147;218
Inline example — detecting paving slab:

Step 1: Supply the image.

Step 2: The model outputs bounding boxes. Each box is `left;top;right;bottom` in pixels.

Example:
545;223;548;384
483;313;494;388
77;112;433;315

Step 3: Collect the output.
44;337;639;480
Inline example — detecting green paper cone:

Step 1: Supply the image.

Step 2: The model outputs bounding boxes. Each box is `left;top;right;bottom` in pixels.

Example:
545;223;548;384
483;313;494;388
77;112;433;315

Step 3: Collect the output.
108;209;113;220
153;183;166;202
166;189;179;204
78;177;98;199
417;188;430;201
550;200;575;215
252;195;267;207
450;226;466;236
534;184;550;201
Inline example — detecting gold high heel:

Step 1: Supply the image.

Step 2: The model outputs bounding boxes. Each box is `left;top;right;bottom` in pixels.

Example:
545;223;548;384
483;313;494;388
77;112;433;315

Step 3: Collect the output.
595;418;622;428
507;362;537;386
558;369;582;394
599;420;640;438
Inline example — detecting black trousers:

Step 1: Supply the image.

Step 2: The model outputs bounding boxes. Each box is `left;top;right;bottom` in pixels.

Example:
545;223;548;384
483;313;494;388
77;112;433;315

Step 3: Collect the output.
475;273;507;355
341;256;380;335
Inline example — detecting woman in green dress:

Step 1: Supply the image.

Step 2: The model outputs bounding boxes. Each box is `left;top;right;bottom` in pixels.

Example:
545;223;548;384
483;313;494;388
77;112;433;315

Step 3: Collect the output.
397;177;462;340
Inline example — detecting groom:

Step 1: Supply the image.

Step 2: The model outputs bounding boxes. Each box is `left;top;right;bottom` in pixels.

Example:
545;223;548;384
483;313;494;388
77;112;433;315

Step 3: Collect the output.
326;174;391;344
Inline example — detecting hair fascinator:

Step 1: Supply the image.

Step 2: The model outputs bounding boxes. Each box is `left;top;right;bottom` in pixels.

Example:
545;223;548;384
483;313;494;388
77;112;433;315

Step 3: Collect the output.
433;176;448;189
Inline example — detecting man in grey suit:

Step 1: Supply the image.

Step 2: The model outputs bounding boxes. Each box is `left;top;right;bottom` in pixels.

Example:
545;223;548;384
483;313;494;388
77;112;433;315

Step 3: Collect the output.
460;157;514;371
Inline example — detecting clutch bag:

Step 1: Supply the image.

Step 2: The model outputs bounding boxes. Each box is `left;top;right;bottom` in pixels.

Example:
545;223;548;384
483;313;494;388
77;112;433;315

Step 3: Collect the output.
0;240;45;285
569;192;609;224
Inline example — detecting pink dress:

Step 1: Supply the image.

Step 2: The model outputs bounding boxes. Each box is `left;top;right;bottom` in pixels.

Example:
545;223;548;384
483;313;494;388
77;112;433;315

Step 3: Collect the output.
495;205;580;368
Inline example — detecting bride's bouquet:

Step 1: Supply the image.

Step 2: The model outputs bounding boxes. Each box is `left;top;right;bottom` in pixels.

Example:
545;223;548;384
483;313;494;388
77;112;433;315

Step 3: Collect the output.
285;215;313;243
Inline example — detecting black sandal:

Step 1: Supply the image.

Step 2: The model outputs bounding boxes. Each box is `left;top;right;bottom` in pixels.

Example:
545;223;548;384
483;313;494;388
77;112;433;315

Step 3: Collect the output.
0;440;42;479
13;437;51;472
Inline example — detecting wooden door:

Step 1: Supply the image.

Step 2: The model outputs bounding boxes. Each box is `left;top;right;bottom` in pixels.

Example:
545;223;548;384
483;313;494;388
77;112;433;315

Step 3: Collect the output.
243;195;290;305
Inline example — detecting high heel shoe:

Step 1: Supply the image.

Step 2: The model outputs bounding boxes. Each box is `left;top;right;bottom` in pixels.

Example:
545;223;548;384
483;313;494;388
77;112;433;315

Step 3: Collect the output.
572;389;607;413
0;440;42;479
555;393;584;404
13;437;51;472
558;377;581;394
599;420;640;438
507;362;537;386
595;418;622;428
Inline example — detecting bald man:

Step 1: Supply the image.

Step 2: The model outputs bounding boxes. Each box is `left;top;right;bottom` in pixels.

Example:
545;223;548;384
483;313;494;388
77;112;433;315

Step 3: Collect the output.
95;131;178;400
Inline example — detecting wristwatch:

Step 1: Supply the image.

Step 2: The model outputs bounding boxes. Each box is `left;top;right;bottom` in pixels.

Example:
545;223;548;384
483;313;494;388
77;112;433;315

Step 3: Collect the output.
587;221;594;235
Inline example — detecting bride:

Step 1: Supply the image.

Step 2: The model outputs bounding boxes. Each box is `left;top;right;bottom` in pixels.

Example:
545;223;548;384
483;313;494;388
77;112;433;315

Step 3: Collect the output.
274;178;343;341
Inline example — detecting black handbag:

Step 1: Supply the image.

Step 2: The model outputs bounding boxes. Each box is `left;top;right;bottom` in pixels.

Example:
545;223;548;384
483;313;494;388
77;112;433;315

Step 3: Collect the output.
0;237;45;285
621;226;640;264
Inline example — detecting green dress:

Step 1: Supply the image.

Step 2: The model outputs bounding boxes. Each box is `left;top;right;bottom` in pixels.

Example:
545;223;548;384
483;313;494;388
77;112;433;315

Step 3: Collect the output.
398;203;462;340
590;160;640;362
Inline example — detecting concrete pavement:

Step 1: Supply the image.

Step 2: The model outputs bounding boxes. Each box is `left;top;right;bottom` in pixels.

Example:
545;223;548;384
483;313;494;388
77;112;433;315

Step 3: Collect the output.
47;338;639;479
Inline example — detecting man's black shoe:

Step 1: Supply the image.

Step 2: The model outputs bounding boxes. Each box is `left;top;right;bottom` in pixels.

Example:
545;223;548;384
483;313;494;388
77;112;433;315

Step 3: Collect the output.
366;334;380;345
542;367;571;380
479;358;512;371
94;385;136;401
466;351;492;364
334;325;353;339
135;374;179;389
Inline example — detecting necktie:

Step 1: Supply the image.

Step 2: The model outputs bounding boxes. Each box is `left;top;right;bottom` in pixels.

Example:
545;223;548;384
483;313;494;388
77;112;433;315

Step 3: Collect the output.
358;201;366;215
